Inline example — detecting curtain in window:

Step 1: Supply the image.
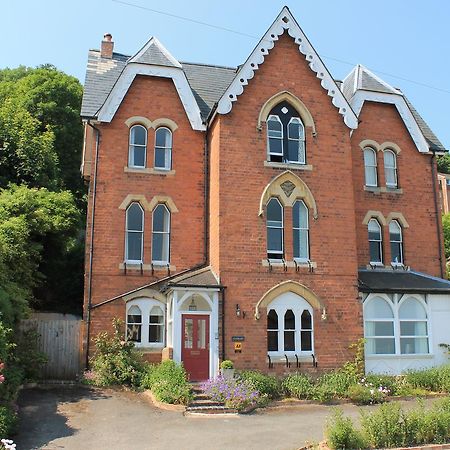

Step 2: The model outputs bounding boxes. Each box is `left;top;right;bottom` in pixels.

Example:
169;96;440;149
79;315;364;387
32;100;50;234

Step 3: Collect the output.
384;150;397;187
293;200;309;260
129;125;147;167
154;127;172;170
364;148;377;186
266;198;284;259
126;203;144;262
368;219;382;264
152;204;170;263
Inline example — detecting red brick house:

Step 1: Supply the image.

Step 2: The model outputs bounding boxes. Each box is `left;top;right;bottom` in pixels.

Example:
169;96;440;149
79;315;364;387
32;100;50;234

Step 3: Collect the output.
80;7;450;380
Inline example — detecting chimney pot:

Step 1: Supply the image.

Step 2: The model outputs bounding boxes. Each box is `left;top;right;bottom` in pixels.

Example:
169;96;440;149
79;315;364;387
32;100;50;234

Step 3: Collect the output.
101;33;114;59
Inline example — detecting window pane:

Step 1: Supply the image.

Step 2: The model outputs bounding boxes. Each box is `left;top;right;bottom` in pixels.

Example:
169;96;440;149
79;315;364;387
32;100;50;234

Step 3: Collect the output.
127;323;141;342
267;199;282;221
269;137;283;155
155;147;167;168
400;321;427;336
284;310;295;329
367;338;395;354
369;241;381;263
386;168;397;186
161;233;170;262
391;242;402;264
127;232;142;261
267;310;278;330
153;205;169;232
268;330;278;351
149;324;163;343
131;146;146;167
268;228;283;252
287;140;299;162
400;337;429;354
384;151;395;167
301;331;312;351
399;298;427;319
293;229;308;259
293;202;308;228
301;310;312;329
127;204;143;231
197;319;206;349
155;128;171;148
284;331;295;351
267;116;282;138
152;233;163;261
364;148;376;165
131;126;146;145
288;118;303;139
365;297;394;319
365;321;394;336
368;220;381;237
389;221;401;239
184;318;193;349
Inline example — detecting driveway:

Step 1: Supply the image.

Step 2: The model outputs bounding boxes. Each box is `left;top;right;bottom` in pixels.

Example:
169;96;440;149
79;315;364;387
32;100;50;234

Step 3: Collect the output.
15;385;440;450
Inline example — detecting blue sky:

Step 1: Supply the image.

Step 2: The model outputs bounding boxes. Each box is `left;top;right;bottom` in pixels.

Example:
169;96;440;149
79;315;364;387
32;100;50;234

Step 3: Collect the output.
3;0;449;149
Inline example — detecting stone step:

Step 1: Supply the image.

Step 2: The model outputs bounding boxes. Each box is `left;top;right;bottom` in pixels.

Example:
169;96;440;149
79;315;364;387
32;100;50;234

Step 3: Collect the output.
189;399;224;408
185;405;238;415
191;393;209;401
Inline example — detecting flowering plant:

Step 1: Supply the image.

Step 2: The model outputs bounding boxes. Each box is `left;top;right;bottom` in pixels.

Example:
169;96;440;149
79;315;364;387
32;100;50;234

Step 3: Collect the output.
347;377;391;405
0;362;4;384
1;439;16;450
201;375;259;410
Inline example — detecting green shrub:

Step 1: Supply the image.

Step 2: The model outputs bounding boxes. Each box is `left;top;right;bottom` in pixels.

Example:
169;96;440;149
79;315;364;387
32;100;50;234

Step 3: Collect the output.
220;360;234;369
314;369;357;400
404;365;450;393
365;374;398;395
89;319;145;387
282;373;314;399
141;360;192;405
347;383;386;405
326;409;367;450
0;405;17;437
237;370;280;399
13;328;47;382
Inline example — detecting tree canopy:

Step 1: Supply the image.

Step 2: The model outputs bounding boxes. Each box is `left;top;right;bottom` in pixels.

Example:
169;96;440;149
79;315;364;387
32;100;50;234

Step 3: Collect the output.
438;153;450;175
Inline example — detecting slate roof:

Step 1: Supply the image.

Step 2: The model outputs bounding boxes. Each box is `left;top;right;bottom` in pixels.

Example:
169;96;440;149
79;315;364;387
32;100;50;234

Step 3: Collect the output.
167;266;221;288
129;37;181;68
358;269;450;294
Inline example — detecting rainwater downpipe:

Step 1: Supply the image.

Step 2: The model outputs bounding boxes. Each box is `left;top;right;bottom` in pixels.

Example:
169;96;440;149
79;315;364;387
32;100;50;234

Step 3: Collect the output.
85;120;101;367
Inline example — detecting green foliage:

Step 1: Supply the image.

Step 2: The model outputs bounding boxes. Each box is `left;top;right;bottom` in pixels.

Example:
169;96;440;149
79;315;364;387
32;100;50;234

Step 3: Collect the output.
326;409;367;450
282;373;314;399
437;153;450;174
90;319;145;387
237;370;281;399
220;360;234;369
346;383;386;405
442;213;450;259
404;365;450;393
314;369;358;401
0;405;18;437
13;328;47;382
141;361;192;405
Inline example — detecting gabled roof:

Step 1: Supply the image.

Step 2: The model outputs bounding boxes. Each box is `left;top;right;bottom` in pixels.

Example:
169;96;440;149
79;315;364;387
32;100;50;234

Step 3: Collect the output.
128;37;182;68
341;65;445;153
216;6;358;129
167;266;221;288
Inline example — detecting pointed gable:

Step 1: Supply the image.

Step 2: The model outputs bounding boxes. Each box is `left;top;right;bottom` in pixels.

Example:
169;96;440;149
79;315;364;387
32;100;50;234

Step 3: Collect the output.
216;6;358;130
128;37;182;68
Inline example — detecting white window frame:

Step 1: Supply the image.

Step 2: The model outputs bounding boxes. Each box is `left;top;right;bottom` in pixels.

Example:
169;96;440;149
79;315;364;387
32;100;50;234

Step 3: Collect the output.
125;202;144;264
152;204;171;265
364;294;431;357
384;149;398;188
126;298;165;348
266;197;284;259
128;124;147;168
364;147;378;187
389;220;403;266
368;218;383;265
126;305;143;343
154;127;172;171
267;114;284;161
293;200;309;262
267;292;314;358
287;116;306;164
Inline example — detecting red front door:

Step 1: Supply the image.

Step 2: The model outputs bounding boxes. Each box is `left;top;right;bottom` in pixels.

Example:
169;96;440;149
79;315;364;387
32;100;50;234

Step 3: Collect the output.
181;314;209;381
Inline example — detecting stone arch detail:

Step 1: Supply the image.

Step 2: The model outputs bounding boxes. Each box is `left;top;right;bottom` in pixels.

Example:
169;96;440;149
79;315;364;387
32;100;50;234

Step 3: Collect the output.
124;116;152;129
386;212;409;228
259;170;318;219
255;280;323;320
148;195;179;213
257;91;316;133
152;118;178;131
118;194;151;211
362;210;387;226
122;288;167;304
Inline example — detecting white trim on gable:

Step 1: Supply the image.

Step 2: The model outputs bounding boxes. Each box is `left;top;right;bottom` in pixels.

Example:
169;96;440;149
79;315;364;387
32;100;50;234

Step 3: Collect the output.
350;90;429;153
129;36;182;68
216;6;358;130
97;64;205;131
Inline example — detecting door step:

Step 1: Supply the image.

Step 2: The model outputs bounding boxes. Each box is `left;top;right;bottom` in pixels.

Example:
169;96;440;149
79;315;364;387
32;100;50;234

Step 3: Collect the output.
186;384;238;415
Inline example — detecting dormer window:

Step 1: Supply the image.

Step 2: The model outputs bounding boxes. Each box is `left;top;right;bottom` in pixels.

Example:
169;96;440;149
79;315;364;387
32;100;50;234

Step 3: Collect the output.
267;102;305;164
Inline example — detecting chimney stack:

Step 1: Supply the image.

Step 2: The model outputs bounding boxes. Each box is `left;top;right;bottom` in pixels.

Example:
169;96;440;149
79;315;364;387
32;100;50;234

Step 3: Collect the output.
101;33;114;59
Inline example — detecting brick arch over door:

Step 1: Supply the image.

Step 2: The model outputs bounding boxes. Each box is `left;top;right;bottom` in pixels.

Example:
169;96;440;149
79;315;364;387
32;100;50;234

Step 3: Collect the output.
254;280;323;319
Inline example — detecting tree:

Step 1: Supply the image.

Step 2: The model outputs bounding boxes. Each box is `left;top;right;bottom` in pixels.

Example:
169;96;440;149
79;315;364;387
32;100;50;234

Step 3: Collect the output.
442;213;450;260
437;153;450;174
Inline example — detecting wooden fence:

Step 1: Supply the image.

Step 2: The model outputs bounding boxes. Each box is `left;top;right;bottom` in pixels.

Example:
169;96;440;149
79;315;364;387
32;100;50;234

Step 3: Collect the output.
20;313;84;380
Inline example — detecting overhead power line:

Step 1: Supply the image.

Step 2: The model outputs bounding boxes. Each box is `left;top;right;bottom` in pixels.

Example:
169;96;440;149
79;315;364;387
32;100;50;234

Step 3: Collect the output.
111;0;450;95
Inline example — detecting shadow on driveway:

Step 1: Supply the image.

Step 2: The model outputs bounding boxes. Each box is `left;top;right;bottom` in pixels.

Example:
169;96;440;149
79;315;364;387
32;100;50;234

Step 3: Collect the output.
16;385;110;450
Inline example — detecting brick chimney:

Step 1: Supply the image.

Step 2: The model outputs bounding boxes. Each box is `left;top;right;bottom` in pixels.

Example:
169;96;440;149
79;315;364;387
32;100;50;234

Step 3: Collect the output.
101;33;114;59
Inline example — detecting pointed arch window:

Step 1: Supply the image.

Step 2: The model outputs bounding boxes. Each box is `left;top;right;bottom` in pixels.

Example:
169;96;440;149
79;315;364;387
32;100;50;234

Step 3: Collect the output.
125;202;144;263
384;149;398;188
364;147;378;187
126;305;142;342
267;101;305;164
266;198;284;259
364;296;395;355
389;220;403;265
267;309;279;352
293;200;309;261
368;218;383;264
152;204;170;264
154;127;172;170
399;297;429;354
129;125;147;168
149;305;164;343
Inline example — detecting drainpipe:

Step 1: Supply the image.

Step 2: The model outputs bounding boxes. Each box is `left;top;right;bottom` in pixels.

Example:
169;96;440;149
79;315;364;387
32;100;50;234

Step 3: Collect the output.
203;129;209;264
85;120;101;367
431;149;445;278
221;286;226;361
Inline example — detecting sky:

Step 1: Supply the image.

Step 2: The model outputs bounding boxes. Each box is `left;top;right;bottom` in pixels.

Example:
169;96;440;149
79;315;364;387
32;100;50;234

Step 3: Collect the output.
2;0;450;150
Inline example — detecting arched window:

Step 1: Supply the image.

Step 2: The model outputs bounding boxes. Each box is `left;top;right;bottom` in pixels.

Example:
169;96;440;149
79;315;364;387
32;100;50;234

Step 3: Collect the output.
399;298;429;354
368;219;383;264
126;305;142;342
154;127;172;170
267;102;305;164
266;292;314;356
293;200;309;261
389;220;403;265
266;198;284;259
125;202;144;263
384;150;397;188
149;305;164;343
152;204;170;264
363;147;378;187
129;125;147;168
364;296;395;355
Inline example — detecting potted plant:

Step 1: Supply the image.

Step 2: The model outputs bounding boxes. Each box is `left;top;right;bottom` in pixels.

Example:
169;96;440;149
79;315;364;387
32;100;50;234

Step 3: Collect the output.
220;360;235;380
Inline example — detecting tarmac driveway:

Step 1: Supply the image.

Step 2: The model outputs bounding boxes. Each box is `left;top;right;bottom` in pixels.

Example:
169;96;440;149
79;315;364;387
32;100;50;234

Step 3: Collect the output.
14;385;440;450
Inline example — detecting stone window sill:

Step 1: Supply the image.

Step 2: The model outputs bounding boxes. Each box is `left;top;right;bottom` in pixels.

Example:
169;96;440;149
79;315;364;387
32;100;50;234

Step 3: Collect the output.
124;166;176;176
262;259;317;269
365;264;407;270
364;186;402;194
264;161;313;171
119;262;176;272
